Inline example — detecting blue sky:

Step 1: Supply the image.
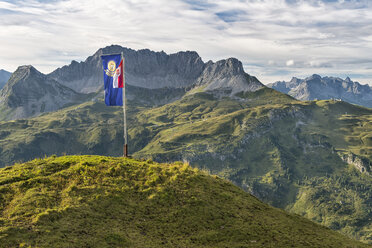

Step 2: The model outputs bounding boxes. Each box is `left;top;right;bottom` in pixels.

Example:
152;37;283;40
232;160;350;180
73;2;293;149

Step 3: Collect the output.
0;0;371;85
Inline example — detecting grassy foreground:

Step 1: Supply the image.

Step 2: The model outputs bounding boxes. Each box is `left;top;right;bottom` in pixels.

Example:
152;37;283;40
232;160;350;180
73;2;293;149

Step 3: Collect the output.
0;155;369;247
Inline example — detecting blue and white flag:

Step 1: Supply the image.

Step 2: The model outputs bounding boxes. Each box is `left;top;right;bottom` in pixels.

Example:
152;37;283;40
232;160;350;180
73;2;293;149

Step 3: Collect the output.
101;54;123;106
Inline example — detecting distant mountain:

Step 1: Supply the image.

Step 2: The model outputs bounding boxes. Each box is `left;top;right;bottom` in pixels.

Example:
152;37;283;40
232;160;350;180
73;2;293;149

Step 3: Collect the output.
0;155;368;247
0;65;86;121
49;45;263;94
268;75;372;108
0;69;11;89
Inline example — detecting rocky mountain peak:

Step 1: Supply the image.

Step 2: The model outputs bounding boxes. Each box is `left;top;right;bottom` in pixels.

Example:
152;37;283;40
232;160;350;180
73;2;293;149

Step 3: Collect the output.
1;66;41;95
193;57;263;95
10;65;43;83
202;58;244;78
288;77;303;87
0;65;84;121
290;77;298;82
306;74;322;81
16;65;36;71
267;77;302;94
219;58;244;74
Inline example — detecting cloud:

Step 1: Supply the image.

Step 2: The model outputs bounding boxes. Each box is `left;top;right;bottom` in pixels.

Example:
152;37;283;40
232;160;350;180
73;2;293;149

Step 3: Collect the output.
286;60;295;66
0;0;371;86
216;9;246;23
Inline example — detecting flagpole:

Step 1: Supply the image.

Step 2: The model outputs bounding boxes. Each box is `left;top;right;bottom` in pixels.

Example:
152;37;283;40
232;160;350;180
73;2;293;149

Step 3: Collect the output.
122;52;128;157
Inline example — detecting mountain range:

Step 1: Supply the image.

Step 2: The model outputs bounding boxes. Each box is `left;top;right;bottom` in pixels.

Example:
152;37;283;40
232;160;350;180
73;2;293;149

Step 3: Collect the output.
0;69;11;89
48;45;263;95
268;75;372;108
0;45;263;121
0;45;372;244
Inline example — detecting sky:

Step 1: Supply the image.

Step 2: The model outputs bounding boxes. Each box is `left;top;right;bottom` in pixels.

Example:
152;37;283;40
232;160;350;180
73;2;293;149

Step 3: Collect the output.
0;0;371;85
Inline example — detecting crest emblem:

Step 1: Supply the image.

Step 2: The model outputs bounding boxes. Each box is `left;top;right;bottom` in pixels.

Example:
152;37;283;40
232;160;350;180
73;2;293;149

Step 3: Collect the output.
105;60;117;77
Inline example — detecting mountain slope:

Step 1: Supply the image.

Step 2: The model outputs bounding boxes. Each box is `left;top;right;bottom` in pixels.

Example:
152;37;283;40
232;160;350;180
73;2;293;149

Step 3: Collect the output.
0;87;292;168
269;75;372;108
0;66;88;121
131;92;372;243
0;69;11;89
0;155;368;248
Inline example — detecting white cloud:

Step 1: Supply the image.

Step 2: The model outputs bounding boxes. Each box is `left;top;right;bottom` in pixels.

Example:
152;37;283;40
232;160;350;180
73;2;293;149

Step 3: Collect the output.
0;0;371;85
286;60;295;66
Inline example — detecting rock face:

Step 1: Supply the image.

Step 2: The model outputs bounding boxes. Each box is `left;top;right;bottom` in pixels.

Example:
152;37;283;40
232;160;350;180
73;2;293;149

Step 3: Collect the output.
0;66;83;120
339;152;371;176
49;45;205;93
49;45;263;94
268;75;372;108
194;58;263;95
0;69;11;89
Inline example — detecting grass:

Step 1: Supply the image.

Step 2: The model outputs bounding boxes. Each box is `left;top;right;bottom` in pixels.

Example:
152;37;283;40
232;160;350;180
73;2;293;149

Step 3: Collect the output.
0;155;369;248
289;164;372;244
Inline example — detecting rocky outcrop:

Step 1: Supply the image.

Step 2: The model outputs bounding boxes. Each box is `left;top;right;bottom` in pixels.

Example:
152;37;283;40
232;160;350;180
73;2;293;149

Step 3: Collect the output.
269;75;372;108
339;152;371;175
193;58;263;95
0;66;84;120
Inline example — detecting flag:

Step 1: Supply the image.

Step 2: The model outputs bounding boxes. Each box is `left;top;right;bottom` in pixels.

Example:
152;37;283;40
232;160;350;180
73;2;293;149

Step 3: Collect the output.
101;54;123;106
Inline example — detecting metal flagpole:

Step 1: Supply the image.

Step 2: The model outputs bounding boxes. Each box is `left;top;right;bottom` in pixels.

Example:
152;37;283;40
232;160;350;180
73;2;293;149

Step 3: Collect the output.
122;52;128;157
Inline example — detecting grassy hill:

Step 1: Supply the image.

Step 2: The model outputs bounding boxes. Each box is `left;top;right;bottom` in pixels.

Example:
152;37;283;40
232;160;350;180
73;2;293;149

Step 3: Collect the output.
0;155;369;247
0;87;371;243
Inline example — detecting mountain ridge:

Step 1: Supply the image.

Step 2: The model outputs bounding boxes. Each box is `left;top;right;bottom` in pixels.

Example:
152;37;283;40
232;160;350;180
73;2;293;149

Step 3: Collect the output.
268;75;372;108
49;46;205;93
49;45;263;94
